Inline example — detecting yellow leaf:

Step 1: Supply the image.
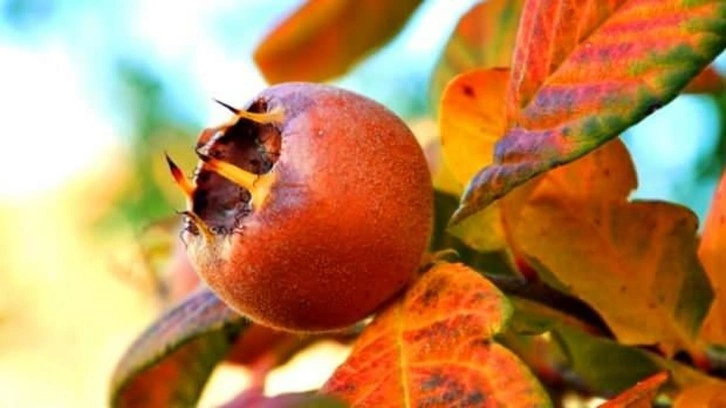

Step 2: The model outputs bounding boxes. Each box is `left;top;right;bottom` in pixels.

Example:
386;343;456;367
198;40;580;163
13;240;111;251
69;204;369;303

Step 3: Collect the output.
699;172;726;344
322;263;551;407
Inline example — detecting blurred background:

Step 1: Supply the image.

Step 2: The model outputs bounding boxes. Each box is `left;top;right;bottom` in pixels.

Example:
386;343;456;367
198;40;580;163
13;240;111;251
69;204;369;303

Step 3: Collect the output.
0;0;723;406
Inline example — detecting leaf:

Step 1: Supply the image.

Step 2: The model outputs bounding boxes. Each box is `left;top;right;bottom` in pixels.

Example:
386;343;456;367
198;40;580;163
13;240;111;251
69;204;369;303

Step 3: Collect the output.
700;171;726;344
507;297;662;396
253;0;422;84
110;288;247;407
439;68;509;186
684;66;725;94
429;0;524;111
509;143;713;356
439;68;524;274
440;57;713;354
452;0;726;223
226;324;302;367
322;262;551;407
598;371;669;408
222;390;346;408
506;297;725;397
443;85;713;354
430;190;521;279
673;383;726;407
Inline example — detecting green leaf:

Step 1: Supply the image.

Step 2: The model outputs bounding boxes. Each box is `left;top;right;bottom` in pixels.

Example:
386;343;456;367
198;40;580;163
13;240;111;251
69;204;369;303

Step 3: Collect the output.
506;297;725;398
110;288;247;407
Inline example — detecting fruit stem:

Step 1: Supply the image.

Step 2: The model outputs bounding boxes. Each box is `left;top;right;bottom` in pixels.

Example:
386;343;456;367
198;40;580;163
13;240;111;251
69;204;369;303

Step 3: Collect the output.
179;210;214;243
197;153;274;211
165;153;195;200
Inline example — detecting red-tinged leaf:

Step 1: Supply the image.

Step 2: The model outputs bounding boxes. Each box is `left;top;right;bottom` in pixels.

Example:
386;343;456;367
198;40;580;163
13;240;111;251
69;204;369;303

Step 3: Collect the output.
700;171;726;344
452;0;726;223
111;288;247;407
684;66;725;94
253;0;422;84
322;262;551;408
673;383;726;407
598;372;669;408
429;0;524;110
221;389;346;408
506;298;725;397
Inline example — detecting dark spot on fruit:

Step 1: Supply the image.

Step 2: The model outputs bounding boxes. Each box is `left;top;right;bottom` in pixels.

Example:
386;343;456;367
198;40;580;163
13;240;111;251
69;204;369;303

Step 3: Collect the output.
462;85;475;98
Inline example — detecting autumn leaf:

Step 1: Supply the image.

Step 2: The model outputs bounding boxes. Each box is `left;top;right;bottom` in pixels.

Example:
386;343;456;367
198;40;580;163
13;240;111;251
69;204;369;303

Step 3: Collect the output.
429;0;524;112
452;0;726;223
699;171;726;344
506;298;725;397
684;66;725;94
440;70;635;277
673;383;726;407
439;69;509;186
598;371;668;408
439;68;524;273
253;0;422;84
322;262;551;407
511;144;712;356
429;191;520;279
222;389;346;408
110;288;247;407
441;65;713;355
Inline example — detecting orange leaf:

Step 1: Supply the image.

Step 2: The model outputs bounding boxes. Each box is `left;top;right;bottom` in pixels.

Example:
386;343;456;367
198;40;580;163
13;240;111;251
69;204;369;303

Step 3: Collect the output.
322;263;551;407
111;288;246;407
453;0;726;223
439;60;712;355
510;141;712;356
699;171;726;344
439;68;509;186
254;0;422;84
429;0;524;111
598;371;669;408
440;68;522;273
684;66;725;94
441;69;633;276
673;383;726;408
222;390;346;408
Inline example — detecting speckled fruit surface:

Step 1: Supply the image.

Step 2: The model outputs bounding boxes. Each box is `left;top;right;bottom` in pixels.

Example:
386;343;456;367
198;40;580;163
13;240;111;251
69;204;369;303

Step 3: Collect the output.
185;83;433;332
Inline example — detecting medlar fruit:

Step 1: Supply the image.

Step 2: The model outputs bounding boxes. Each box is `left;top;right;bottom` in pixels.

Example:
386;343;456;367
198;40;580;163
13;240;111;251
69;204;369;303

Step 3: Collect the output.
167;82;433;332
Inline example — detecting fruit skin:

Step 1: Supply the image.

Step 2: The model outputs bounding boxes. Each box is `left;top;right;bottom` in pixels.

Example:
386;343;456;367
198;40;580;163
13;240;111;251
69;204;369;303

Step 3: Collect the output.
186;82;433;332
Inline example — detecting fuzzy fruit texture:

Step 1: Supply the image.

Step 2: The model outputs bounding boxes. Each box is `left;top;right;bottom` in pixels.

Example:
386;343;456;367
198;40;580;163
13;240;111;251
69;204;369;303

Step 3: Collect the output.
179;83;433;332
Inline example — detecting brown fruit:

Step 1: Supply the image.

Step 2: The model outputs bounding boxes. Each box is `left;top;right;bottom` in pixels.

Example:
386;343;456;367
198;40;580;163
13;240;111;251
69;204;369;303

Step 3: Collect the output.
168;82;433;332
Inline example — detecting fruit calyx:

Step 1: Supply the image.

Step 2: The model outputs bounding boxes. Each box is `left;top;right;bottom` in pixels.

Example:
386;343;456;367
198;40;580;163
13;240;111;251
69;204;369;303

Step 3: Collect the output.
166;98;283;240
